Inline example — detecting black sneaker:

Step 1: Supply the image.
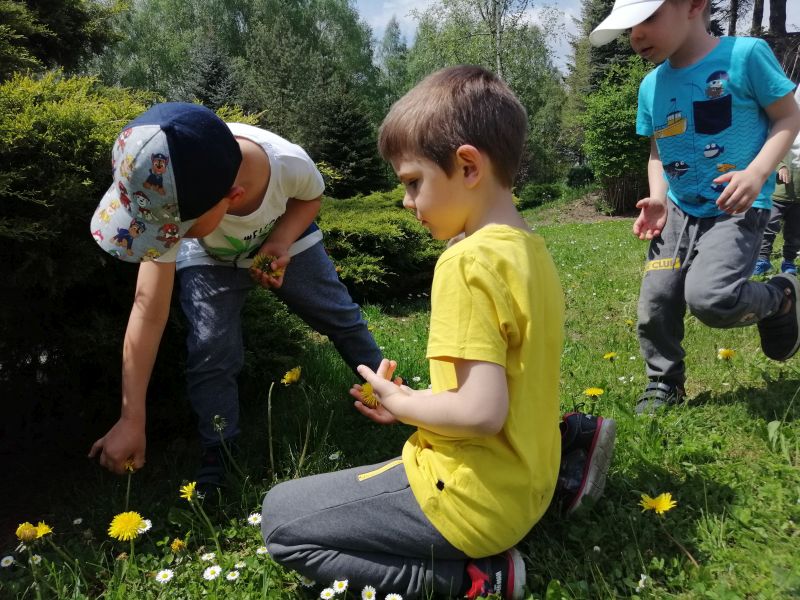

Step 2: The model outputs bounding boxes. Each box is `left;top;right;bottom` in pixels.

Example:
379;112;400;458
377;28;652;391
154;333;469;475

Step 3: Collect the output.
635;380;685;415
758;274;800;361
463;548;525;599
556;413;617;514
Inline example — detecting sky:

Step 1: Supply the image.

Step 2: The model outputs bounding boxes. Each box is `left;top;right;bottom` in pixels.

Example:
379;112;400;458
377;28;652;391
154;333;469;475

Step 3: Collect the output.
354;0;800;72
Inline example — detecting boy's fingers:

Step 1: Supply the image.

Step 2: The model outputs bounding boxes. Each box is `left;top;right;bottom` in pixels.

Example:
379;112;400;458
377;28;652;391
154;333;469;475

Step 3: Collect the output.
88;438;102;458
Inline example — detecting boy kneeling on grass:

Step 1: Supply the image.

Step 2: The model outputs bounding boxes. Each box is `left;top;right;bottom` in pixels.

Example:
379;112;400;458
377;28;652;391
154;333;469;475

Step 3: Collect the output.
260;66;617;599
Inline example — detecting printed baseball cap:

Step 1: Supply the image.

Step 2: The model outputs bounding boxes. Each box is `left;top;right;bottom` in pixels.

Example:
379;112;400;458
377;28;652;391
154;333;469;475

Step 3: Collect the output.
90;102;242;263
589;0;665;47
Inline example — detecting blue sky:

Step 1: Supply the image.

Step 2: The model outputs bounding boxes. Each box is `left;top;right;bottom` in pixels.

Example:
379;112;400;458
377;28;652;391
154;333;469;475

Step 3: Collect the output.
354;0;800;72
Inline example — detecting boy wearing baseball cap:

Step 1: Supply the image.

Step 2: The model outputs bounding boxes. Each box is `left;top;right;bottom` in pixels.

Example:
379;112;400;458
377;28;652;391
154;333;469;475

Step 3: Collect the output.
591;0;800;413
88;102;382;488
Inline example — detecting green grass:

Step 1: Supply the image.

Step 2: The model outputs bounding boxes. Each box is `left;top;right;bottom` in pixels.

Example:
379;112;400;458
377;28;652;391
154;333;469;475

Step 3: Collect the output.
2;207;799;599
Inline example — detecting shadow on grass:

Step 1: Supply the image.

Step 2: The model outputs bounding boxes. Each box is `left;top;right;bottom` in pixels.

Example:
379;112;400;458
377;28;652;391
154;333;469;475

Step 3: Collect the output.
691;376;800;423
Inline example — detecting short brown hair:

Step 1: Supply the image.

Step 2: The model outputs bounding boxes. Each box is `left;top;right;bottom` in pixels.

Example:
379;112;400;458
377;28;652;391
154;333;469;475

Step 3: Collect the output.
378;65;528;188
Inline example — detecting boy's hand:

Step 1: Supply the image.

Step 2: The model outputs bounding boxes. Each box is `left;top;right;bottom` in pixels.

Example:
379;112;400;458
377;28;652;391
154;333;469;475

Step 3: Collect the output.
88;417;146;474
632;197;667;240
350;359;410;425
714;167;767;214
777;166;791;184
250;242;291;289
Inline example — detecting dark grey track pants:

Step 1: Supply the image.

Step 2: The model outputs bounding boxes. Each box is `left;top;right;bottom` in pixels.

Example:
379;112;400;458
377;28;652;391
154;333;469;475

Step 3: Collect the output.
637;201;784;384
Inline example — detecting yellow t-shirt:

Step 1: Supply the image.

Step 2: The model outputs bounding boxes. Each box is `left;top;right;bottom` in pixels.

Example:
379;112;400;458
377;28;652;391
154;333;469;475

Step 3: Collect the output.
402;224;564;557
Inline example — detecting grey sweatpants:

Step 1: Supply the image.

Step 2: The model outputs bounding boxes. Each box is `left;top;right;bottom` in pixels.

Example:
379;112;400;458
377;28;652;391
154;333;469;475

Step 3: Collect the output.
261;458;469;599
759;200;800;262
637;201;784;384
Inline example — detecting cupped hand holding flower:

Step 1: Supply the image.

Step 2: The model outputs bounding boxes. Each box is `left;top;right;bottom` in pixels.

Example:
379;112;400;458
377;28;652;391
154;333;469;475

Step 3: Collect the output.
350;359;405;425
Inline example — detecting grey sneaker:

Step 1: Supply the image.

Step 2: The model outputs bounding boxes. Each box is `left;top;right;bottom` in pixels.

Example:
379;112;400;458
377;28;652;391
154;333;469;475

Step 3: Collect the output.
635;380;686;415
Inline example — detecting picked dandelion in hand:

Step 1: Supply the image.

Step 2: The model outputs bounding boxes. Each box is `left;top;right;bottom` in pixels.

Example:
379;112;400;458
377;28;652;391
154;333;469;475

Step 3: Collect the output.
251;254;283;278
359;383;379;408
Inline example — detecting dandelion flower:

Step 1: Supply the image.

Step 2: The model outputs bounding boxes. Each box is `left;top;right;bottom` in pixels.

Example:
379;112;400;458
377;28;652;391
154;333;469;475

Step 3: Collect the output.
251;253;283;278
155;569;174;584
717;348;735;361
234;561;246;569
1;556;14;568
282;366;301;385
124;459;136;473
359;383;379;408
256;546;269;556
200;552;216;562
625;319;635;326
226;570;240;581
203;565;221;580
15;522;37;543
180;482;197;502
212;414;228;433
35;521;53;539
635;573;649;592
386;594;404;600
72;518;83;526
247;513;262;526
362;585;377;600
320;588;336;599
170;538;186;553
108;512;144;541
603;352;617;361
29;554;42;565
299;575;315;587
138;518;152;534
333;579;348;593
584;387;604;398
640;492;677;515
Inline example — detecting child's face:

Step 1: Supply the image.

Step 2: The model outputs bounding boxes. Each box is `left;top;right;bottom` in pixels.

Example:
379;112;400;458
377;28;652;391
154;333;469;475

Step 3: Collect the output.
629;1;692;64
393;156;472;241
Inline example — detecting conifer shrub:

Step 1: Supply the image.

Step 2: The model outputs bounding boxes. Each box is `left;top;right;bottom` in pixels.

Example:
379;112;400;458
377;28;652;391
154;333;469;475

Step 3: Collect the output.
517;183;565;210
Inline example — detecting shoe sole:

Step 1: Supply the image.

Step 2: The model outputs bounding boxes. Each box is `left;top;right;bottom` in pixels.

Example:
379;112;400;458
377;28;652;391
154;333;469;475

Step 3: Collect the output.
508;548;526;600
566;418;617;514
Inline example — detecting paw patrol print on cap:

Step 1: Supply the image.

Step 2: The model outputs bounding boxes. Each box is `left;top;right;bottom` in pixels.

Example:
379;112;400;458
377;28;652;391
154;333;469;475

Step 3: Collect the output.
90;102;242;263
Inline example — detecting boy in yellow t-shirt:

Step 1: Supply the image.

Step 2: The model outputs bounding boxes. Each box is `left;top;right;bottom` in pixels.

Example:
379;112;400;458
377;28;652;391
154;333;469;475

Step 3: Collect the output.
261;66;616;599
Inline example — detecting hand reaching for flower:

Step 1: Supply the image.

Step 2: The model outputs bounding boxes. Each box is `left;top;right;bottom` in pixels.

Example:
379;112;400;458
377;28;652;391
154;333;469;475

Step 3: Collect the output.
350;359;408;425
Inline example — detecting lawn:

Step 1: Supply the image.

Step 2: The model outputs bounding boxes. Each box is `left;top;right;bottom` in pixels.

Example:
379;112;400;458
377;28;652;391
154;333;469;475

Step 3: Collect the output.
2;200;799;599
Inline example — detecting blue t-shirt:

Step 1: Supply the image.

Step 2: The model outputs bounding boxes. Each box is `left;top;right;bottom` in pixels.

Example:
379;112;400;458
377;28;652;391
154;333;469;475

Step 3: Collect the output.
637;36;795;217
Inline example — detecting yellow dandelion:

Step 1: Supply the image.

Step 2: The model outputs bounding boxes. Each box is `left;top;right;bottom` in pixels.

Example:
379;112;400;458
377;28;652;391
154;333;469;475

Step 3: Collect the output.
170;538;186;553
625;319;635;326
640;492;678;515
359;383;379;408
179;481;196;502
584;387;604;398
717;348;735;361
251;254;283;278
603;352;617;361
35;522;53;539
15;522;37;543
108;511;144;541
124;459;136;473
281;366;301;386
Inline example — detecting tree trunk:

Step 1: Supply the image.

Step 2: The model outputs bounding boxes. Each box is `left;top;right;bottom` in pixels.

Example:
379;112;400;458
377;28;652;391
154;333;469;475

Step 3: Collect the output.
769;0;787;34
728;0;739;35
751;0;764;34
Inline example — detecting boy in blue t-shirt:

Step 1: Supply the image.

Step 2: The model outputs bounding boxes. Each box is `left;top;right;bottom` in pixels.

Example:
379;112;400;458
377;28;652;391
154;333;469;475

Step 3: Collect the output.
590;0;800;413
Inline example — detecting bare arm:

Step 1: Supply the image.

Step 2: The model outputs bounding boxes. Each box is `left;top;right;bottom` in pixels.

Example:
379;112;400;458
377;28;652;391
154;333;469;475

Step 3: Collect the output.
716;92;800;213
89;260;175;473
353;359;509;438
632;138;669;240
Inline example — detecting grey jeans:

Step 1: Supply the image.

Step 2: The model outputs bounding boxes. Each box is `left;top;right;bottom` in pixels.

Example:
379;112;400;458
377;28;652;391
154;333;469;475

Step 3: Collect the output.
177;239;383;446
759;200;800;262
637;201;783;384
261;459;469;599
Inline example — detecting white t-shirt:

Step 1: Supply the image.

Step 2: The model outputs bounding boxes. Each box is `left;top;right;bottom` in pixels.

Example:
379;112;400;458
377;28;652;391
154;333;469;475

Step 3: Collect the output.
157;123;325;267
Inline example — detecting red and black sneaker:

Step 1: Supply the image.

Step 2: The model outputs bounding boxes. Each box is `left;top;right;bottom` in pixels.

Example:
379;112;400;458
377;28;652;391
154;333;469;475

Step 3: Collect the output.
555;412;617;515
463;548;525;599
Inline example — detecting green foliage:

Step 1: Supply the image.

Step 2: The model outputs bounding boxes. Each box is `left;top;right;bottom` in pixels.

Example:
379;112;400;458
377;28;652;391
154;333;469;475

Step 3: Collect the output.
517;182;565;210
0;0;48;78
582;56;651;214
317;187;444;301
376;16;409;112
566;164;594;188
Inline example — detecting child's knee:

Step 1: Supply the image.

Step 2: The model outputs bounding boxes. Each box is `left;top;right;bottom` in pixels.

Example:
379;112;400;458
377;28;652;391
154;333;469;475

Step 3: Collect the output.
685;288;740;327
260;480;300;545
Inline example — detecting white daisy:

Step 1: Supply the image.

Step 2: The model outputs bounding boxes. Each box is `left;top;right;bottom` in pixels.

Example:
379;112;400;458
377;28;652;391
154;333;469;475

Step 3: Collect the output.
333;579;348;593
203;565;221;580
328;451;342;460
30;555;42;565
1;556;14;568
320;588;335;599
247;513;262;526
138;518;152;533
593;546;601;553
256;546;269;556
226;570;240;581
72;518;83;526
234;561;246;569
299;575;316;587
155;569;174;584
200;552;215;561
635;574;649;593
411;376;421;383
386;594;403;600
361;585;376;599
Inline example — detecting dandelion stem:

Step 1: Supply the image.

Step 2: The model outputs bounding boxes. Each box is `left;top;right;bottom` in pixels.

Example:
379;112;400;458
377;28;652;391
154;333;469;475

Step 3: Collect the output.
124;471;132;512
192;501;223;558
659;521;699;568
25;546;43;600
217;431;247;480
267;381;275;479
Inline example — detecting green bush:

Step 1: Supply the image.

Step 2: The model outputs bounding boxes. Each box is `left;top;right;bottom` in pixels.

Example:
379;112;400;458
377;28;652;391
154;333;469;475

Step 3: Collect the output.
566;164;594;188
517;182;565;210
318;186;444;302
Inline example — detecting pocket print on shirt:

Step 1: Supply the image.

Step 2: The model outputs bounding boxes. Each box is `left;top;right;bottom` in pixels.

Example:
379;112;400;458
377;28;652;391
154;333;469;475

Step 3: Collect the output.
693;92;732;135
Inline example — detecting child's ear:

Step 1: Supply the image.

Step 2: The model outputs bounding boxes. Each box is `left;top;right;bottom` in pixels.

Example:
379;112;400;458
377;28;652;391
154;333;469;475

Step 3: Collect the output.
225;185;247;208
455;145;483;188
